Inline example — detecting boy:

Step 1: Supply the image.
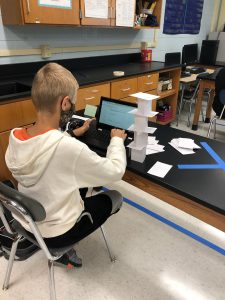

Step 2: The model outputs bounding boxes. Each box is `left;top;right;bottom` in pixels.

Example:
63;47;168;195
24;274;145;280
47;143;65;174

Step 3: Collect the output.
5;63;127;268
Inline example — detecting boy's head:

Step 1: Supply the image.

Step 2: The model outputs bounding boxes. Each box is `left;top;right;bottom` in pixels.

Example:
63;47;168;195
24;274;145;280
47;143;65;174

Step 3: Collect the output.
31;62;79;113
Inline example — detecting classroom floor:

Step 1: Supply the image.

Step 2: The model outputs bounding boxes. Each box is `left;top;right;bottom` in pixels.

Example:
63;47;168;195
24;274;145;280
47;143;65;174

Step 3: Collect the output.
0;105;225;300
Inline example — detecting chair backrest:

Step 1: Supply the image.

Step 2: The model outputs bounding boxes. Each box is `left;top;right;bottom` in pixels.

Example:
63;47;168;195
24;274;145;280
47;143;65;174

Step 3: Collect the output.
0;182;46;223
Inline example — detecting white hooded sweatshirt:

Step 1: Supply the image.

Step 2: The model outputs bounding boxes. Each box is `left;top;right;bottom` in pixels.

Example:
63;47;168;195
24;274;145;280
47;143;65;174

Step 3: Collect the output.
5;128;126;238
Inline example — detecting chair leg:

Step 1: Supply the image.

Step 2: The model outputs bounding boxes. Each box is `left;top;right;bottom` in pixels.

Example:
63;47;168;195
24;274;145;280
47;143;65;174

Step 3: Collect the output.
3;234;22;290
48;260;56;300
100;226;116;263
187;98;194;127
207;117;217;138
176;85;185;126
213;119;217;139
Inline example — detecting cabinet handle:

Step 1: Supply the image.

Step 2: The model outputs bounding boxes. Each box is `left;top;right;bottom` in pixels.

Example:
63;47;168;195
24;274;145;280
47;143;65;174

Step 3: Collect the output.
145;82;154;85
121;87;131;92
85;96;95;101
147;75;152;78
91;89;99;93
26;0;31;14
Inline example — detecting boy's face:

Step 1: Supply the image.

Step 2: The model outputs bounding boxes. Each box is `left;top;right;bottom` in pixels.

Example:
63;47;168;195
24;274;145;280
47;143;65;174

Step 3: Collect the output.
59;99;75;131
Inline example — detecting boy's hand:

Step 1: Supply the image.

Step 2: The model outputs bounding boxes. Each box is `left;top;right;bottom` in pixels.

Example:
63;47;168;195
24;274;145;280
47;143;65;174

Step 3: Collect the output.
73;118;95;137
111;129;127;141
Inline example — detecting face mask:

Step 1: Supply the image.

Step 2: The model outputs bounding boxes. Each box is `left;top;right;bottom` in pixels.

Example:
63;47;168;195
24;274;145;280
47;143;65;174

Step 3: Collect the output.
59;101;76;131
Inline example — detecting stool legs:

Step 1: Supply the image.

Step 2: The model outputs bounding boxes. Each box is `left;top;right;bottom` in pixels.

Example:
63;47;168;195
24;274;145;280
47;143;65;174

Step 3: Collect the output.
3;234;22;290
100;226;116;262
48;260;56;300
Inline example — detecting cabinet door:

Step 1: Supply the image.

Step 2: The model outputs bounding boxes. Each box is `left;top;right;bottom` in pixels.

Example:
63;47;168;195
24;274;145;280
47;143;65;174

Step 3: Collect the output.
0;131;13;182
21;0;80;25
80;0;111;26
21;99;37;125
0;101;24;132
76;83;110;111
111;78;137;99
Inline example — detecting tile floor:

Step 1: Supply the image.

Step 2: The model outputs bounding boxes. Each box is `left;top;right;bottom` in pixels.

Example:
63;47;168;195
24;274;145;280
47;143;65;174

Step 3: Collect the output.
0;105;225;300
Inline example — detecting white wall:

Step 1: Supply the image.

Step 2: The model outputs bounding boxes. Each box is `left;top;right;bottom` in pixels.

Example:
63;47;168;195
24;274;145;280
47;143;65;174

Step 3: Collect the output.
0;0;215;64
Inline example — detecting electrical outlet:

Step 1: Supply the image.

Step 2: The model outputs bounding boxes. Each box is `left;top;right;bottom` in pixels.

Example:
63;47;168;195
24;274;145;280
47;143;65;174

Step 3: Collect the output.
40;45;52;59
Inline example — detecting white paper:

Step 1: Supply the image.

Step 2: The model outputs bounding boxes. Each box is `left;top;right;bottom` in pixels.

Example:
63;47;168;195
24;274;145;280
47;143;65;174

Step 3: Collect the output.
129;109;158;118
147;144;165;151
84;0;108;18
128;125;157;133
178;138;201;149
130;92;160;101
169;139;195;155
39;0;72;8
148;162;173;178
127;141;145;150
147;127;157;134
71;115;89;121
116;0;136;27
148;136;157;144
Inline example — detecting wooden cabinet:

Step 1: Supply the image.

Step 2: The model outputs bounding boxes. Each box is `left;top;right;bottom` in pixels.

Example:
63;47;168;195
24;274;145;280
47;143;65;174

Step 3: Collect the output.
134;0;162;29
111;77;138;100
0;98;36;181
0;0;80;25
80;0;115;26
137;73;159;92
76;83;110;110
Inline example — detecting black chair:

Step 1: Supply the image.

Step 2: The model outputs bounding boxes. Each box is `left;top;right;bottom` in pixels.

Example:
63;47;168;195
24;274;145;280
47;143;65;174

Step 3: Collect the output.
0;182;120;300
207;89;225;138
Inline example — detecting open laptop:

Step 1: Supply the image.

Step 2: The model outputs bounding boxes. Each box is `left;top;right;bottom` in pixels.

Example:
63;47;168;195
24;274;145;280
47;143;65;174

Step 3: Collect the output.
78;97;137;152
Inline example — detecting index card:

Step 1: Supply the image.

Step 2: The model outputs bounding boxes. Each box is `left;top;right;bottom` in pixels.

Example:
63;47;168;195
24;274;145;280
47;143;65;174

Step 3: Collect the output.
72;115;89;121
147;161;173;178
130;92;159;101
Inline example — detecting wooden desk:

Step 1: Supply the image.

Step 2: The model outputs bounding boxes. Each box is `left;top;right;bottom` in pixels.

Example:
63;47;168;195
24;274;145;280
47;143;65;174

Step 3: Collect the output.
180;69;215;131
192;78;215;131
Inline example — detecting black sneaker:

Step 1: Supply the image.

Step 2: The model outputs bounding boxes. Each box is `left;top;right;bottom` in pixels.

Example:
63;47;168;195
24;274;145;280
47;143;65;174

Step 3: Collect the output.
55;253;82;269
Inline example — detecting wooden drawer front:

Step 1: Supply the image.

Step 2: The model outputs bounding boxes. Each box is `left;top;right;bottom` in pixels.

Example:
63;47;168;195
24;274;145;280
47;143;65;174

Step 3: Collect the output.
21;99;36;125
76;83;110;111
0;101;24;132
111;78;137;99
0;130;12;182
120;96;137;104
138;73;159;92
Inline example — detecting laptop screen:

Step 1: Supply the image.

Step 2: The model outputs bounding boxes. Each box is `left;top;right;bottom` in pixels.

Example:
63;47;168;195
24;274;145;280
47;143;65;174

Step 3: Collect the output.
97;97;137;131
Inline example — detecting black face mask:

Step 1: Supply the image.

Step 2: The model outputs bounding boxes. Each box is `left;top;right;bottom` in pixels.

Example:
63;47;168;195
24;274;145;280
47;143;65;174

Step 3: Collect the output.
59;101;76;131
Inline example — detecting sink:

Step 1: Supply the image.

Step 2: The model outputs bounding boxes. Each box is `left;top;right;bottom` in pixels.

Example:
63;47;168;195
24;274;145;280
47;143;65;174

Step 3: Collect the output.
0;82;31;97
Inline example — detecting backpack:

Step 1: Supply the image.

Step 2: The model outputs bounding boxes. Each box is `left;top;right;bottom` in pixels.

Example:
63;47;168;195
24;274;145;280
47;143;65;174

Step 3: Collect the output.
0;180;39;261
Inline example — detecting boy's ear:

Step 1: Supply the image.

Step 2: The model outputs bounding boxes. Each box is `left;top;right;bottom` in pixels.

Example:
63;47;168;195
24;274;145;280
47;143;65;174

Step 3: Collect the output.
61;96;70;111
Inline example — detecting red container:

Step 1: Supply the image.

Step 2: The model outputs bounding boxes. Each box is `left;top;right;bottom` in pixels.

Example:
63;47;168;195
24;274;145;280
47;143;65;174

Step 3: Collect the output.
157;109;173;122
141;49;152;62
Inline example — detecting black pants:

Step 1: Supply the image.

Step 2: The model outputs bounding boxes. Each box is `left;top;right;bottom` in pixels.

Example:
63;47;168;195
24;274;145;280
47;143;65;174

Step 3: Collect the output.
44;190;112;248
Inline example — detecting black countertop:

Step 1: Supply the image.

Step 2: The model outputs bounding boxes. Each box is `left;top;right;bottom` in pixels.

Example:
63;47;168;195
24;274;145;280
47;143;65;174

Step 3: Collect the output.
0;54;181;102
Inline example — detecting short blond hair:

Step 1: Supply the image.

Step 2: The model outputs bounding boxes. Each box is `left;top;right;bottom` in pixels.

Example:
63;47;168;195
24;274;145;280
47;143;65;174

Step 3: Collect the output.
31;62;79;112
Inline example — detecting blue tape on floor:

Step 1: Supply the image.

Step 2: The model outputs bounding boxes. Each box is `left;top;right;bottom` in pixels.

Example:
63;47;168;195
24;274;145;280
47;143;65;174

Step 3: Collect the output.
122;197;225;256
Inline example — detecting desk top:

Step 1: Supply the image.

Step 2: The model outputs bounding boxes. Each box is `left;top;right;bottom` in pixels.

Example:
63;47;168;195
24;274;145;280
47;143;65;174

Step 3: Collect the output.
126;124;225;215
180;68;214;83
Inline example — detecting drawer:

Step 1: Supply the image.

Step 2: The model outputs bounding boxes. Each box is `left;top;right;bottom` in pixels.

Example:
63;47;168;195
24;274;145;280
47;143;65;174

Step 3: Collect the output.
111;78;137;99
138;73;159;92
21;99;36;125
76;83;110;111
0;101;24;132
120;96;137;104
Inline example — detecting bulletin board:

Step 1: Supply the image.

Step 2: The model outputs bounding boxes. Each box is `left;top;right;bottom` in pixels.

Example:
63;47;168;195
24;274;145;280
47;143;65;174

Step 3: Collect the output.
163;0;204;35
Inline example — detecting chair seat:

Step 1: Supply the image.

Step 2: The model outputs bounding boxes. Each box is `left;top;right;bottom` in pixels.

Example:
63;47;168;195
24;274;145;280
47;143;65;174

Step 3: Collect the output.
13;220;76;257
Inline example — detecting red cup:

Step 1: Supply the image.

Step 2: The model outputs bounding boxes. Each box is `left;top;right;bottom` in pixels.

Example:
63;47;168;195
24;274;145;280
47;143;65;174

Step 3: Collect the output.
141;49;152;62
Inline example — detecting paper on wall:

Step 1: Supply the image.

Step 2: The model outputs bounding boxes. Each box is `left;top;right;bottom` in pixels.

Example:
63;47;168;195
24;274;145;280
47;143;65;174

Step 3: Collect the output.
84;0;108;18
39;0;72;9
116;0;136;27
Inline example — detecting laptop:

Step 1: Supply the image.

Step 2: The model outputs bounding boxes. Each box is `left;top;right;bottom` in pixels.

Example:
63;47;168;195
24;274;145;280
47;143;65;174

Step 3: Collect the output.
78;97;137;152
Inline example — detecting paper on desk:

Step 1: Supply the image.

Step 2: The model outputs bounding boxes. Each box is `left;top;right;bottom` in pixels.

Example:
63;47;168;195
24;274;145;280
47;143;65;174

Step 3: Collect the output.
71;115;89;121
130;92;160;101
148;136;158;144
178;138;201;149
128;124;157;133
147;144;165;151
169;139;195;155
148;161;172;178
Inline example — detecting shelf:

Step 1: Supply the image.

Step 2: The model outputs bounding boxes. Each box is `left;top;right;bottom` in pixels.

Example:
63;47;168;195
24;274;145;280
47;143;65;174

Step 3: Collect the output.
157;89;177;99
134;26;160;30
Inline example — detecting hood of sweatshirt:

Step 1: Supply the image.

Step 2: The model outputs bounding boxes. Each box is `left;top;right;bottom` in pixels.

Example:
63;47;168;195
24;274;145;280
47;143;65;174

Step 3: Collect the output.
5;129;65;187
